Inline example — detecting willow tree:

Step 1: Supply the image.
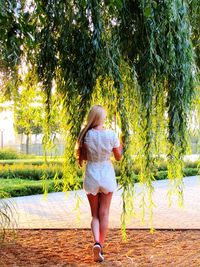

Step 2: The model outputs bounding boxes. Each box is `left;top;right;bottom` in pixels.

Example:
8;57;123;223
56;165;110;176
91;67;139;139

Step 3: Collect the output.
0;0;199;231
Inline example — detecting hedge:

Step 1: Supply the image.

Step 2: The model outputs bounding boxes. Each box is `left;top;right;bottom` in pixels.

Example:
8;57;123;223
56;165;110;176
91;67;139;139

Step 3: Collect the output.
0;149;20;160
1;182;56;197
0;169;199;198
0;163;198;181
0;179;82;198
0;168;63;180
152;168;199;181
0;157;199;170
0;159;63;166
0;148;38;160
0;164;70;180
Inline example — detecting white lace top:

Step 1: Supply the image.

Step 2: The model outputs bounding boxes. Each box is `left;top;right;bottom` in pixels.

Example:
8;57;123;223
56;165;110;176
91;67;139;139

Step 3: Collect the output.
84;128;120;162
83;128;120;195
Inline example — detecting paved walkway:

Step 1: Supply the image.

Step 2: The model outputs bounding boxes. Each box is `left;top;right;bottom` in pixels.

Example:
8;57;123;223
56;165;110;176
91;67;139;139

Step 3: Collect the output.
2;176;200;229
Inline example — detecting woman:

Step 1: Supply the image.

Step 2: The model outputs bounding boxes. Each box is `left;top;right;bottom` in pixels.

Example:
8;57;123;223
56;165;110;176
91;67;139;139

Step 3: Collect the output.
77;105;123;262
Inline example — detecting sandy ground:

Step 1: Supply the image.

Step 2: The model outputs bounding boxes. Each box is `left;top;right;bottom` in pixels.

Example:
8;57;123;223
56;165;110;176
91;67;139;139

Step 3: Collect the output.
0;229;200;267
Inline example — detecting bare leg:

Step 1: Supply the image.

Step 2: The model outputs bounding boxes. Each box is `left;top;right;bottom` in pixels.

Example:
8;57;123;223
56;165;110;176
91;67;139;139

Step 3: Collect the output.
87;193;100;243
98;192;113;246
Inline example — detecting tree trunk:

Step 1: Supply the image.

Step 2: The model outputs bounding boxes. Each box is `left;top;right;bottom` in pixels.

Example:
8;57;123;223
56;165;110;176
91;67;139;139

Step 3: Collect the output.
26;134;29;154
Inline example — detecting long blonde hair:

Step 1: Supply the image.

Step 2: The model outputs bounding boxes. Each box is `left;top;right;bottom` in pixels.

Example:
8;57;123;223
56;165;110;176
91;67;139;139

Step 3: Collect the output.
77;105;107;146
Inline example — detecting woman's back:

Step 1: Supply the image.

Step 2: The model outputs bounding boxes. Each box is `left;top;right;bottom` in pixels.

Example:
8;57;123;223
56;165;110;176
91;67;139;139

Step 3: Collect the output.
84;129;120;162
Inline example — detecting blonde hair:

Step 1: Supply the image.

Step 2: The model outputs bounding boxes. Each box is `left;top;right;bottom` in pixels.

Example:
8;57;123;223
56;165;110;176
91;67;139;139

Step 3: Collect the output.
78;105;107;146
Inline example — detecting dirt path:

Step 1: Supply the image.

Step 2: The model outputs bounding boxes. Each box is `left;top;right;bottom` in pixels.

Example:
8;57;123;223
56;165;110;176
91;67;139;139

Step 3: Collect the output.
1;229;200;266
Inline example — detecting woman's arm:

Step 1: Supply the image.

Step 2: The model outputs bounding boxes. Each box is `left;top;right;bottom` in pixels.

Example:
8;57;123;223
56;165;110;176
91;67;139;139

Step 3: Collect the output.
112;144;123;161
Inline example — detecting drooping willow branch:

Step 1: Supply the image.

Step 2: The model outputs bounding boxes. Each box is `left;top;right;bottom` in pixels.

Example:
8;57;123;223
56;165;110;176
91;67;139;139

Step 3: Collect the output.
0;0;199;232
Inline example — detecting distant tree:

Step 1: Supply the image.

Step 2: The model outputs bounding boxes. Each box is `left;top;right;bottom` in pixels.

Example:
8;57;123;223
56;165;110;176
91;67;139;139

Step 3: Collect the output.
13;66;61;154
13;66;42;153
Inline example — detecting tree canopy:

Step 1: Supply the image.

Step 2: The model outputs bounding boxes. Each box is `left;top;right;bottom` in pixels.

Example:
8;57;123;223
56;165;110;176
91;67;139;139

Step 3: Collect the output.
0;0;199;230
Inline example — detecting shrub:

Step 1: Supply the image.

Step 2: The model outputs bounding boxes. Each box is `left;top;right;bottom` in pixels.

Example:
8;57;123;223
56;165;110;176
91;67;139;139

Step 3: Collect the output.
0;166;198;198
154;168;199;180
0;163;83;181
154;171;168;180
0;148;38;160
0;149;19;160
184;161;199;169
3;183;54;197
0;179;82;197
0;164;63;180
183;168;199;177
0;161;198;184
0;159;63;166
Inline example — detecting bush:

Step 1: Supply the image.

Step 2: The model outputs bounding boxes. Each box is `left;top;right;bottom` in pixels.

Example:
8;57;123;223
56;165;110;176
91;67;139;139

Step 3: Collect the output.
0;161;198;183
2;183;55;197
154;171;168;180
157;162;168;171
0;148;38;160
0;168;62;180
0;163;83;181
0;191;11;198
184;161;199;169
183;168;199;177
0;164;63;180
0;159;64;166
0;166;198;198
154;168;199;180
0;149;20;160
0;179;83;197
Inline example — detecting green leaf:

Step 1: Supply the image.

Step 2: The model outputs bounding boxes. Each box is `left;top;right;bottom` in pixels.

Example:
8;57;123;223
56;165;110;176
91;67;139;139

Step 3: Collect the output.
144;6;152;17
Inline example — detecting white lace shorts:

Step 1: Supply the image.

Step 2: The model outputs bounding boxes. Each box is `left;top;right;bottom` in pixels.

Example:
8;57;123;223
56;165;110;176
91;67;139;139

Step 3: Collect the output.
83;160;118;195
